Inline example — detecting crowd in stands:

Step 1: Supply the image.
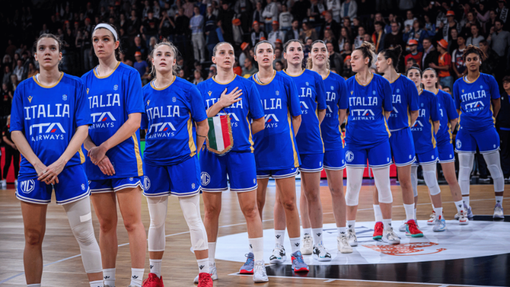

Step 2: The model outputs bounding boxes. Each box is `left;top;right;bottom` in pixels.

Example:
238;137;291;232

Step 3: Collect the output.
1;0;510;181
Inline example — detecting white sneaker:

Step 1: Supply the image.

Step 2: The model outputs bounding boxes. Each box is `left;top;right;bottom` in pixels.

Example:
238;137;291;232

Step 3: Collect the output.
427;211;436;225
300;234;313;255
494;203;504;219
399;222;407;232
194;262;218;283
433;215;446;232
312;243;331;262
269;245;286;264
347;227;358;247
458;209;469;225
253;260;268;283
382;227;400;245
337;234;353;253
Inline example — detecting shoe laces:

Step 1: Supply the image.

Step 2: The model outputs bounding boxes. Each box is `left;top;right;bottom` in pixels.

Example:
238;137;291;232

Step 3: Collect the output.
340;235;349;246
199;273;211;284
243;254;254;266
315;243;327;254
292;252;305;264
407;221;421;233
385;228;398;240
374;222;384;233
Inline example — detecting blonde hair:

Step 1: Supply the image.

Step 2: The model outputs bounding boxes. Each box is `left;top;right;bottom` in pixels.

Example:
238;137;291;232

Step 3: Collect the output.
306;40;330;70
150;42;179;79
354;41;377;68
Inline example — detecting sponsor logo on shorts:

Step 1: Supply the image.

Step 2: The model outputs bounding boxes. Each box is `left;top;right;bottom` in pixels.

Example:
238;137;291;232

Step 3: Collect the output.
81;184;85;190
201;172;211;186
129;177;134;181
345;151;354;163
456;139;462;149
144;176;151;191
192;183;196;189
253;178;256;184
20;180;35;194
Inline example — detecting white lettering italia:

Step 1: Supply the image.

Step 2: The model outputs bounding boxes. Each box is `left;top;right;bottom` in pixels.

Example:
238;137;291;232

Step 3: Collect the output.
88;94;121;109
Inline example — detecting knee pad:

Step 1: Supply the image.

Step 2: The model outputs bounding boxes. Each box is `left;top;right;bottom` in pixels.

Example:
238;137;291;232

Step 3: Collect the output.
411;166;418;197
147;196;169;252
458;153;475;195
179;195;208;251
373;167;392;204
422;164;441;196
64;198;102;274
483;151;505;192
345;167;363;206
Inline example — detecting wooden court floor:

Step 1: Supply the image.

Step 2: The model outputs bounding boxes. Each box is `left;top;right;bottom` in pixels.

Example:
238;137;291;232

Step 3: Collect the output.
0;182;508;287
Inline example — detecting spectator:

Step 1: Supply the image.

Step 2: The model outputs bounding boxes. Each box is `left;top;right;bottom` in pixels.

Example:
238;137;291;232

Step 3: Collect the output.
479;40;500;76
5;39;16;59
372;21;385;52
338;27;351;52
132;36;148;59
452;35;467;79
242;57;258;77
26;62;37;79
233;59;242;76
284;19;301;43
239;42;250;67
279;4;293;33
340;41;352;58
141;11;159;47
1;83;12;127
190;6;206;63
423;15;436;37
159;10;176;41
353;26;366;48
192;69;204;84
148;37;158;54
323;29;337;47
12;59;24;82
10;74;18;92
475;3;490;33
326;0;342;23
439;10;460;42
467;24;485;47
174;8;191;58
488;20;510;58
460;11;477;38
2;115;20;187
341;55;355;78
275;60;284;71
307;0;325;31
448;28;459;54
340;0;357;21
496;0;509;29
498;75;510;182
262;0;279;34
274;46;283;64
251;21;266;46
405;58;418;72
404;19;428;52
292;0;311;23
268;21;284;46
327;41;343;74
253;1;263;25
218;3;234;43
2;66;12;85
403;10;416;30
320;11;340;40
423;38;441;70
384;21;405;50
405;40;422;69
133;51;148;78
234;0;253;33
207;64;217;79
431;39;453;89
299;21;318;42
181;0;195;18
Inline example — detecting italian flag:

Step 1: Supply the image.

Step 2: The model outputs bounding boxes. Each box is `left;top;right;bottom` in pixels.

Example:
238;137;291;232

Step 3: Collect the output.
207;116;233;155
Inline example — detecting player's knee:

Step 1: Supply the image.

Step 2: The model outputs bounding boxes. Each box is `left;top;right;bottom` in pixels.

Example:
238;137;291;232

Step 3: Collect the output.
378;189;393;204
123;218;143;233
25;229;44;246
72;222;95;246
329;186;344;197
281;198;296;212
241;204;259;220
98;218;117;233
204;203;221;218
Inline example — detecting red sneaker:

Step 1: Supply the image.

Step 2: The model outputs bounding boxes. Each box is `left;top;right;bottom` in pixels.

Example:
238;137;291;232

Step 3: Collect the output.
197;272;213;287
405;219;424;237
142;273;164;287
373;221;383;240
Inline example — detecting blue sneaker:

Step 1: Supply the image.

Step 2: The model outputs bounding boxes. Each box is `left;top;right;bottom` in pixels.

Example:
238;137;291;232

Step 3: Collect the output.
433;215;446;232
291;251;309;272
239;252;254;274
465;204;474;220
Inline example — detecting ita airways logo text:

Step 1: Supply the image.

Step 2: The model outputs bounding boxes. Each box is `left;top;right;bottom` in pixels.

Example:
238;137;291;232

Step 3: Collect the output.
300;101;310;114
146;122;177;138
350;109;375;120
29;123;66;141
362;242;446;256
465;100;485;111
90;112;117;129
264;114;279;128
412;120;424;131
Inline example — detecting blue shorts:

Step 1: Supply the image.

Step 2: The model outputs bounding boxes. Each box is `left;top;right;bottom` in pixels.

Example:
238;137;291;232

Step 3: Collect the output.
323;149;346;170
413;148;438;166
16;164;90;205
437;140;455;163
389;128;416;167
455;126;500;154
345;140;392;169
89;176;143;193
200;150;258;192
257;168;298;179
143;156;201;197
299;153;324;172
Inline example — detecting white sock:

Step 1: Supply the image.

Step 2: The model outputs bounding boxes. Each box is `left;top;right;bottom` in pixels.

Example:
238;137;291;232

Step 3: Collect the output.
382;218;392;230
434;207;443;219
496;196;503;205
197;258;209;274
347;220;355;229
404;204;415;222
27;284;41;287
249;237;264;262
454;200;465;214
149;259;162;278
373;204;383;222
103;268;115;286
130;268;144;287
275;229;285;247
303;228;311;237
312;228;323;245
289;237;300;253
90;280;104;287
337;226;347;236
249;242;253;253
208;242;216;265
463;196;470;208
414;208;417;221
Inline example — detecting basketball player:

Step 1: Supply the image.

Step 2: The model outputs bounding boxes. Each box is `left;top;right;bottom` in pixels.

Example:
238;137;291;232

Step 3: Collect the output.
81;23;147;287
196;42;268;282
453;45;504;219
11;34;103;287
140;42;213;287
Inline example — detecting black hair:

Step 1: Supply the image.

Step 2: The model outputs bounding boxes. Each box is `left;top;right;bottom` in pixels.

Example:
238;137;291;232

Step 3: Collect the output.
92;23;121;60
284;39;304;53
463;44;486;62
406;65;421;77
379;45;403;71
254;40;274;54
34;33;63;53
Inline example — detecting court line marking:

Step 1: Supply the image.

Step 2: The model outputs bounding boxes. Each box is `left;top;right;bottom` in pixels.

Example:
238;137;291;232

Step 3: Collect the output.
0;197;506;284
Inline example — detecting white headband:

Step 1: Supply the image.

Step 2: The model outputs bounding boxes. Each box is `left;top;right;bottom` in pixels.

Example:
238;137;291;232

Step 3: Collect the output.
94;23;118;41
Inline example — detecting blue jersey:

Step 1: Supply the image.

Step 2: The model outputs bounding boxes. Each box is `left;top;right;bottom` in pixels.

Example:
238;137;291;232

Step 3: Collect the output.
81;62;145;180
387;74;419;131
141;77;207;166
197;75;264;153
250;72;302;170
345;73;393;149
435;89;458;144
411;90;440;153
453;73;500;132
281;69;327;154
320;71;348;151
10;73;91;178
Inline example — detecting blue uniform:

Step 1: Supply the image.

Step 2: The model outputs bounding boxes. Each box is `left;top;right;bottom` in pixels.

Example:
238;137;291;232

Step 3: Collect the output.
344;74;393;168
250;72;302;179
197;75;264;192
81;62;145;192
142;78;207;197
411;90;440;165
320;71;348;170
453;74;501;153
387;75;419;166
282;69;327;172
10;73;91;204
435;90;458;163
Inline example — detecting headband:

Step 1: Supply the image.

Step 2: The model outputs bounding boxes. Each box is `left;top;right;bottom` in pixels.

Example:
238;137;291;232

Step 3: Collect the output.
94;23;118;41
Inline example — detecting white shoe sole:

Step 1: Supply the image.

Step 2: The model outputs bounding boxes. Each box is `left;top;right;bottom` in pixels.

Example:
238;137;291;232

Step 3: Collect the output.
313;255;332;262
458;220;469;225
339;247;353;253
300;248;312;255
269;256;286;264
